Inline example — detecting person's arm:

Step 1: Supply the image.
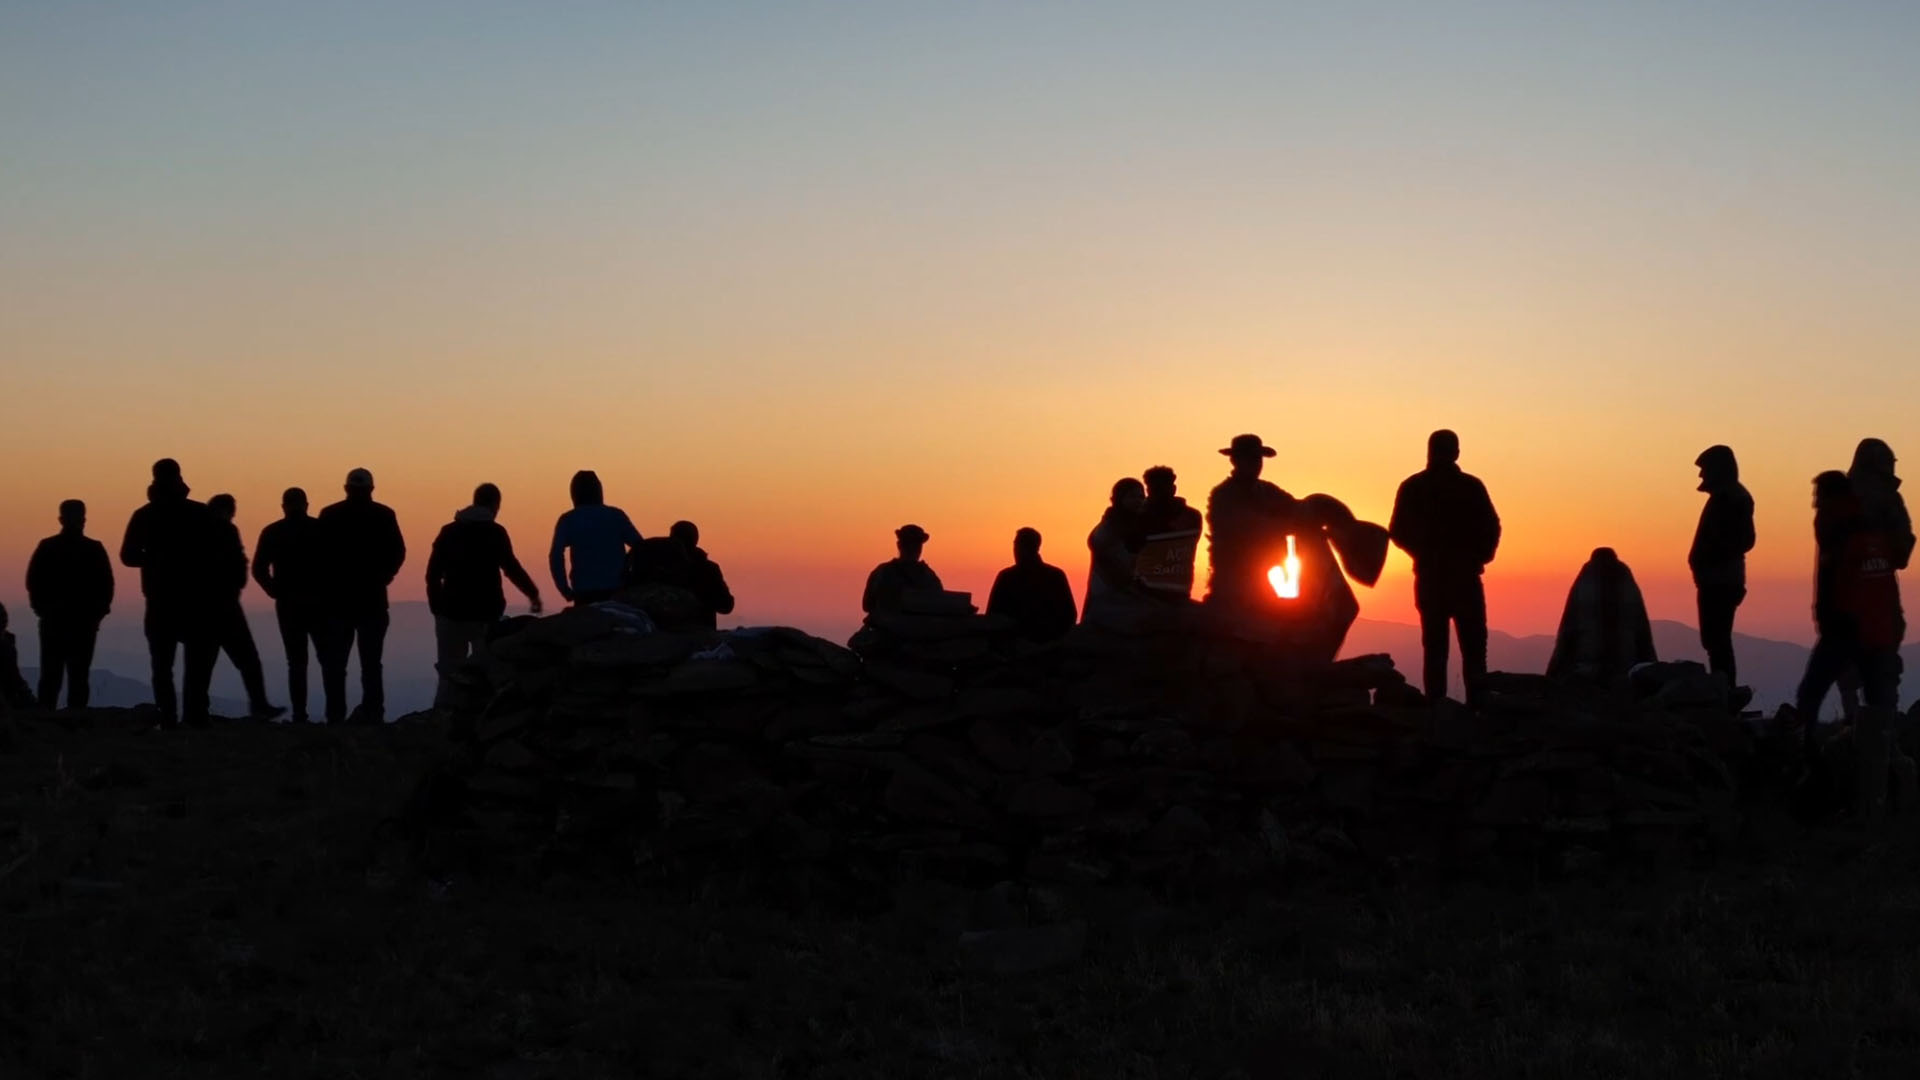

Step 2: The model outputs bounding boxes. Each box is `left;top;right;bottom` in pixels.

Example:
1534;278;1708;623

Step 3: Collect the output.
1892;496;1915;571
497;529;543;613
861;566;884;614
252;525;278;598
1049;567;1079;636
424;528;446;615
621;511;644;548
25;542;49;618
985;569;1013;619
1387;479;1417;558
383;511;407;584
230;527;253;594
96;541;115;617
548;516;573;601
119;508;146;568
1478;479;1501;566
706;562;735;616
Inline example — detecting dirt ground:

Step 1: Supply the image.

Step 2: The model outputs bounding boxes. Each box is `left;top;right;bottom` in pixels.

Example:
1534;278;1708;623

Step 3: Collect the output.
4;710;1919;1079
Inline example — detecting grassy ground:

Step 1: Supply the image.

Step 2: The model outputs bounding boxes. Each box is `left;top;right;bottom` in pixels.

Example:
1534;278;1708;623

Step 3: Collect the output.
4;711;1919;1079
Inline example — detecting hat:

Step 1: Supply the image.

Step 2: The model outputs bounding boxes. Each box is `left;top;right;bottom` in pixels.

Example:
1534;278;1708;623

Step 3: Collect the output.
895;524;930;542
345;468;375;489
1219;434;1277;458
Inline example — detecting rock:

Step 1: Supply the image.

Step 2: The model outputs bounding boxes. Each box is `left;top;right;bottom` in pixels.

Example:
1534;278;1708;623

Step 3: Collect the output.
954;922;1087;975
885;765;998;831
1005;779;1095;819
1139;806;1211;854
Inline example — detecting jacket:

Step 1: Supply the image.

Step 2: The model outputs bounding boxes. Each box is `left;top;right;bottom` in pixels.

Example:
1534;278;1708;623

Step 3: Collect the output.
212;521;252;601
317;495;407;614
549;504;643;598
862;559;943;615
119;480;222;610
987;560;1077;643
1389;463;1501;579
254;516;325;606
1206;475;1298;606
26;532;115;623
1689;448;1756;590
427;506;539;623
1083;509;1155;627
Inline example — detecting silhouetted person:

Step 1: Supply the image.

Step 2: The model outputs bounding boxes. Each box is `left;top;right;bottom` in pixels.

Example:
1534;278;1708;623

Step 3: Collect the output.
120;458;221;727
0;604;36;711
255;488;325;723
1547;548;1656;684
207;494;282;719
1138;466;1203;598
1206;434;1300;610
862;525;942;616
1084;478;1157;629
1689;445;1756;693
1797;449;1910;811
316;469;406;725
426;483;543;709
986;527;1077;643
1389;430;1501;704
549;470;642;605
25;499;113;710
668;521;734;630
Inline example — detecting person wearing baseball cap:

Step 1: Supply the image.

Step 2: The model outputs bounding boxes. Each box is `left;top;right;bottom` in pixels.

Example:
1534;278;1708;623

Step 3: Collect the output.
316;467;406;725
861;523;943;616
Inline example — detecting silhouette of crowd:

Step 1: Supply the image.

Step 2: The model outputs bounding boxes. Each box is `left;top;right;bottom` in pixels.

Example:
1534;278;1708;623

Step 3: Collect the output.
9;434;1910;806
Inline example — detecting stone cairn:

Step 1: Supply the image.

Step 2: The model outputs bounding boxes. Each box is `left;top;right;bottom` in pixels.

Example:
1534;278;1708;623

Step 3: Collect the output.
407;589;1767;907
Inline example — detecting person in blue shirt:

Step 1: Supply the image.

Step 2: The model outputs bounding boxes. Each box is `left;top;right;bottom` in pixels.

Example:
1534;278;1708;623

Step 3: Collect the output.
549;470;643;605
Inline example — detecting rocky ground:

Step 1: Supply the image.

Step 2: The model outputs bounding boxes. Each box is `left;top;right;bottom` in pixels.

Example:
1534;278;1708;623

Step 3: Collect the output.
4;610;1920;1078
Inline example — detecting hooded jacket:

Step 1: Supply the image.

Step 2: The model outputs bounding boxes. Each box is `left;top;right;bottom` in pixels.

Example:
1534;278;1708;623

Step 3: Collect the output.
427;505;539;622
1548;548;1657;681
1849;439;1914;571
27;531;115;623
1689;446;1756;590
119;478;222;610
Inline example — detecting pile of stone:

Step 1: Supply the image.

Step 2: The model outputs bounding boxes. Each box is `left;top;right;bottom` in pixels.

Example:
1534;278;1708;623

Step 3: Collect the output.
408;608;1755;889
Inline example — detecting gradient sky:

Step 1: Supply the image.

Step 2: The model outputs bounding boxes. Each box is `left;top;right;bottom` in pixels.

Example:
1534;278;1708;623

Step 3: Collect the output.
4;2;1918;645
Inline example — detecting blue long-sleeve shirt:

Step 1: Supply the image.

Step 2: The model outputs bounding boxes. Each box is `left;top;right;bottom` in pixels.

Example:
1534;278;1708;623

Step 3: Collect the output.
549;505;643;599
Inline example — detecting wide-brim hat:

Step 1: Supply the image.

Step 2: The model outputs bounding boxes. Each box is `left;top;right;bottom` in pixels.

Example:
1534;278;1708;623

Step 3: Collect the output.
896;524;930;542
1219;434;1276;458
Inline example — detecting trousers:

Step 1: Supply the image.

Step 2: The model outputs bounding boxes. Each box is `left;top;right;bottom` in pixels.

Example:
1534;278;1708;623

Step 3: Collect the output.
36;618;100;710
1415;572;1488;704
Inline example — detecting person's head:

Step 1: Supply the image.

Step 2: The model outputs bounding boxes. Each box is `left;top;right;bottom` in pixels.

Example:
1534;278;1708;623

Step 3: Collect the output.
669;520;700;549
1427;429;1461;468
569;470;604;508
1695;445;1738;491
1111;477;1147;514
1851;438;1898;481
1013;526;1043;565
282;487;309;519
149;458;187;499
1813;469;1852;508
1220;434;1275;479
151;458;182;482
58;499;86;534
473;483;502;512
208;493;237;522
344;468;375;500
895;524;930;561
1144;466;1177;501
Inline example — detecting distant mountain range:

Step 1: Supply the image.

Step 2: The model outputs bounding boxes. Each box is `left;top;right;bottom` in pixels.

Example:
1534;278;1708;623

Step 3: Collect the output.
16;603;1907;720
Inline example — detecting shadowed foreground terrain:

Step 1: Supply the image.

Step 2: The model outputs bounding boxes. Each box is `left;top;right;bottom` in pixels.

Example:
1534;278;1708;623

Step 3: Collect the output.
4;710;1920;1079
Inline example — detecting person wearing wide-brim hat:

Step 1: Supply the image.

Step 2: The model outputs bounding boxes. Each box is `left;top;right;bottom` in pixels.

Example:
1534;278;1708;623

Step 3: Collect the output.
862;523;944;616
1205;434;1299;608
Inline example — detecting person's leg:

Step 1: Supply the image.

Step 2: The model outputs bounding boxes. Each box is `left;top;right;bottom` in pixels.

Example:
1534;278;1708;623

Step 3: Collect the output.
358;609;389;720
1796;631;1852;751
68;621;97;710
36;619;67;709
433;615;463;709
1697;586;1742;686
316;616;351;724
1855;649;1901;819
182;619;218;725
1413;575;1450;702
276;601;309;721
1455;575;1489;707
223;604;273;713
144;609;180;724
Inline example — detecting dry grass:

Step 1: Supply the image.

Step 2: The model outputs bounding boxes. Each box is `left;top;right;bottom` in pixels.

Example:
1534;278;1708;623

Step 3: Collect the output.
4;711;1918;1079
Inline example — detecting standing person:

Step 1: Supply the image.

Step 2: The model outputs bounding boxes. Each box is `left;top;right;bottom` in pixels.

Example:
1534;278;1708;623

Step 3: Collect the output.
316;469;406;725
861;525;942;616
1794;462;1910;817
1689;445;1757;698
1388;430;1501;705
25;499;114;710
425;483;543;709
1138;466;1204;599
1205;434;1299;611
119;459;221;728
207;494;283;719
254;488;325;723
1083;478;1155;629
668;521;734;630
986;527;1078;643
548;470;642;605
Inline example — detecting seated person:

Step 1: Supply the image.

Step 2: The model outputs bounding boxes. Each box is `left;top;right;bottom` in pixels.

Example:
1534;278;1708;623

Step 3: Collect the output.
1547;547;1657;683
862;524;942;617
986;527;1077;643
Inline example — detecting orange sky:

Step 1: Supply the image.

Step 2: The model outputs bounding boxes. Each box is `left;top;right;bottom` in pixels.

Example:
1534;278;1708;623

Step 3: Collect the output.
3;4;1916;647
